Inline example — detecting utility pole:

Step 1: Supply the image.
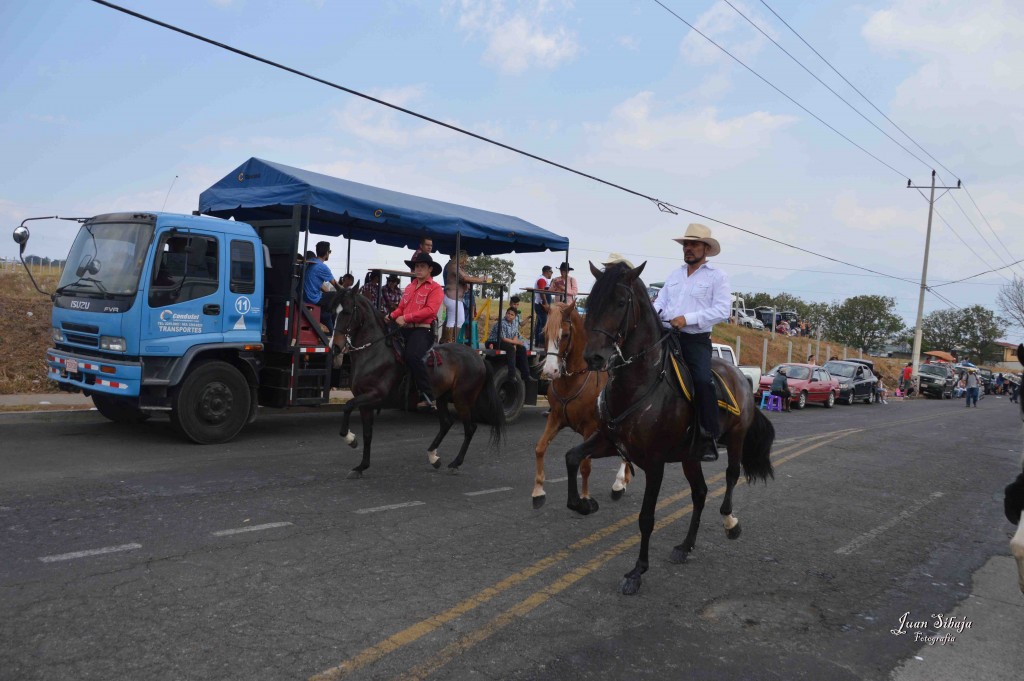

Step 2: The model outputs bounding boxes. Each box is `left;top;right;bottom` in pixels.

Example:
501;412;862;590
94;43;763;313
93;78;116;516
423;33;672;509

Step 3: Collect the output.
907;170;961;386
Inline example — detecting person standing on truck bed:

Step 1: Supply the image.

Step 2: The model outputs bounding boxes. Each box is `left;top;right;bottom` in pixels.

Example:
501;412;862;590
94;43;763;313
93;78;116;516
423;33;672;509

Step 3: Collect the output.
652;223;732;462
391;252;445;410
304;241;341;327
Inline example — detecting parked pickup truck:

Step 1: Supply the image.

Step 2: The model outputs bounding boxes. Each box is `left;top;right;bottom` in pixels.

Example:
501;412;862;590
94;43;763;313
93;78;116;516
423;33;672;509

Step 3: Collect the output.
713;343;761;390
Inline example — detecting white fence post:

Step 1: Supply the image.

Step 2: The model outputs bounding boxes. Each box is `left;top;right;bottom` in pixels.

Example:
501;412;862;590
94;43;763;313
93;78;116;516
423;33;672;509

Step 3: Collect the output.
736;335;742;364
787;340;792;363
762;337;769;374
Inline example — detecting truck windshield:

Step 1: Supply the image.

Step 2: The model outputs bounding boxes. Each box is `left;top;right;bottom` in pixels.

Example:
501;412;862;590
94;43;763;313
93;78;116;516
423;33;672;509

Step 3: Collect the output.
56;221;154;297
919;364;947;377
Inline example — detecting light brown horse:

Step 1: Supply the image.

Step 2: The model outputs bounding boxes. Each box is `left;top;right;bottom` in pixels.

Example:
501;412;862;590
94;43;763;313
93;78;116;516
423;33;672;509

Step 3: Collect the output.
533;302;632;510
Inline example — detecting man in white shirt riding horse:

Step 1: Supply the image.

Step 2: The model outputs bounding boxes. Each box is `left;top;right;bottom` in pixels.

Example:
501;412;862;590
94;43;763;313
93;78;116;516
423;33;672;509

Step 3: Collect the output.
652;223;732;462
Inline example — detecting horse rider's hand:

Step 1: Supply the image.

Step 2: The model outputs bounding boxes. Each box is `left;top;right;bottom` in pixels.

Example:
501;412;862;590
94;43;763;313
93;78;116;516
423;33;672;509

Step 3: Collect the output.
670;315;687;329
395;316;407;327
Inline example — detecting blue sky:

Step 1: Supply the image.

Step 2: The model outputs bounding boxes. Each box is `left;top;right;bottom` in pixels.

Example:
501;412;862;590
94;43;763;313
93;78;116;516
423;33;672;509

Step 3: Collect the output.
2;0;1022;330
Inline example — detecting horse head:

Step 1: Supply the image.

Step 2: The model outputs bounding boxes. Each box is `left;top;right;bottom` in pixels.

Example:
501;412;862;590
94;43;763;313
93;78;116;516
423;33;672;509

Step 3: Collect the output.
540;301;579;380
582;260;648;372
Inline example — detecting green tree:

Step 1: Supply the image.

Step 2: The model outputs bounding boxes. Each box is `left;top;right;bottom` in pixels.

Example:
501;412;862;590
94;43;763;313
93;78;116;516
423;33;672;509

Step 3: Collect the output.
464;255;515;298
825;295;905;351
922;305;1006;363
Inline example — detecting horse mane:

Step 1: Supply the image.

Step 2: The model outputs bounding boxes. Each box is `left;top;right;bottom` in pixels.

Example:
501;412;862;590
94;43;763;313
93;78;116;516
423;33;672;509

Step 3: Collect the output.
588;262;657;322
544;302;569;344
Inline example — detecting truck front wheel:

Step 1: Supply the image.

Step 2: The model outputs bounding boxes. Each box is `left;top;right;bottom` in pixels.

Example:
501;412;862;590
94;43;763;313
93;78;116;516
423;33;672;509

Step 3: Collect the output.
92;394;150;424
171;361;251;444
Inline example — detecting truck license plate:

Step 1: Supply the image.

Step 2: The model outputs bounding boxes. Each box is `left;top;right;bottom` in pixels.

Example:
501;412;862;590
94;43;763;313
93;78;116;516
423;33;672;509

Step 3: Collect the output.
65;358;78;374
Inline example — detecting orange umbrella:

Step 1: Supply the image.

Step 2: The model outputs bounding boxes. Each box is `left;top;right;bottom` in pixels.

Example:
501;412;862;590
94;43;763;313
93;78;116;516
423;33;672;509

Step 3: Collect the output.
924;350;955;362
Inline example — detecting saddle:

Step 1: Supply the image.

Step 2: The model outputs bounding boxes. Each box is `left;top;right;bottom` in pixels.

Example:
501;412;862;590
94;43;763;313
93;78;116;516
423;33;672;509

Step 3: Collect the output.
663;333;741;416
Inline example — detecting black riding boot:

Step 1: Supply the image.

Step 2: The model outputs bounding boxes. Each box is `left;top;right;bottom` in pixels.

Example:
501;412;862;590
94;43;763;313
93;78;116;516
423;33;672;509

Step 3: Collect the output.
693;425;719;462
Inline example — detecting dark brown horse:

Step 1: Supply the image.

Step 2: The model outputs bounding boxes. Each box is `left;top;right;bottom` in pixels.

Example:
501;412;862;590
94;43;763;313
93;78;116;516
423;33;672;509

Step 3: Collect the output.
533;302;632;509
565;261;775;595
330;288;505;478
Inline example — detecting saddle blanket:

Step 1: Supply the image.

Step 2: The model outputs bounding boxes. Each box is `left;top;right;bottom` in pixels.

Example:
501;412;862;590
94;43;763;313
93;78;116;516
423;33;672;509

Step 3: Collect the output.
668;354;742;416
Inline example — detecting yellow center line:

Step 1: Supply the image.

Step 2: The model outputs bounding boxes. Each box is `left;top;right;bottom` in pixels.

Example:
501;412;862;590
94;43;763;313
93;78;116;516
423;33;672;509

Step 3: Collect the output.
310;428;857;681
393;430;858;681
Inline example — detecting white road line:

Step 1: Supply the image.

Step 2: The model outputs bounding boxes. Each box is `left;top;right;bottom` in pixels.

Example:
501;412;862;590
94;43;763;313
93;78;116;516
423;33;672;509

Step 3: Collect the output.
354;501;425;514
464;487;513;497
546;477;568;483
39;543;142;563
835;492;944;556
211;522;294;537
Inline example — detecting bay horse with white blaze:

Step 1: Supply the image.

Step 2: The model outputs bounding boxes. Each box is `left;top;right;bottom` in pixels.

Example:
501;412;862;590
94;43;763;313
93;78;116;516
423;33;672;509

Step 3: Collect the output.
533;302;632;510
1005;342;1024;595
330;288;504;478
565;261;775;595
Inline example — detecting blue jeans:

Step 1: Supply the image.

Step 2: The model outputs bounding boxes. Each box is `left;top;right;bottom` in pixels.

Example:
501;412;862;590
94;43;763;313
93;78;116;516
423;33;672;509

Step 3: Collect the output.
533;303;548;347
966;386;979;407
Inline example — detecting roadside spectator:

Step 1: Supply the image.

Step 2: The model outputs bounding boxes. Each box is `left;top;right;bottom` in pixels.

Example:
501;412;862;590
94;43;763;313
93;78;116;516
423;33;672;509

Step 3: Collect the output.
996;373;1005;394
341;273;356;290
876;374;888;404
965;368;980;407
954;376;967;398
770;367;792;412
807;354;816;365
1011;379;1020;404
901;362;913;395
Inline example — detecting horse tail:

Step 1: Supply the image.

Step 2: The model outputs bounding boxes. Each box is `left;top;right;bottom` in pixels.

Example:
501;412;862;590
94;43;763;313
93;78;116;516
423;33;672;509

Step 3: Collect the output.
741;408;775;484
476;361;506;448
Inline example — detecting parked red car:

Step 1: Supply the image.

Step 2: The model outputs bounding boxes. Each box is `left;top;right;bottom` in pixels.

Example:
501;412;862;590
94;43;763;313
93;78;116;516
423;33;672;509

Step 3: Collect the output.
757;363;839;409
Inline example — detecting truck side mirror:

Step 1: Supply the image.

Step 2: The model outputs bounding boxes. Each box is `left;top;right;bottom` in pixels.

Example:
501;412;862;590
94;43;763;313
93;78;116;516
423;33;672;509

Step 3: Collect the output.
12;225;30;254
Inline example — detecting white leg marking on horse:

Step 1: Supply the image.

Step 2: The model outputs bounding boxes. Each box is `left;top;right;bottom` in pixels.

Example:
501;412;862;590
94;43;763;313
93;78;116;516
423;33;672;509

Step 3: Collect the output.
1011;521;1024;595
428;450;440;465
723;514;739;530
612;463;627;492
344;431;356;445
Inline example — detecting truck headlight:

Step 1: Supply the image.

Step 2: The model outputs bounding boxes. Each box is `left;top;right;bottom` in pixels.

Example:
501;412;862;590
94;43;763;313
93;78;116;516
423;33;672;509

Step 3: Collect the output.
51;327;65;343
100;336;127;352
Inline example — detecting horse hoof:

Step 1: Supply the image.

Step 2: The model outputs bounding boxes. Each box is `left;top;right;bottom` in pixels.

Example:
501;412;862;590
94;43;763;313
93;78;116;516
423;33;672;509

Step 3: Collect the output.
532;494;546;510
620;576;642;596
726;523;742;540
431;459;442;470
447;465;460;475
348;438;359;449
669;547;689;564
346;469;363;480
566;499;592;516
586;498;600;514
610;488;624;501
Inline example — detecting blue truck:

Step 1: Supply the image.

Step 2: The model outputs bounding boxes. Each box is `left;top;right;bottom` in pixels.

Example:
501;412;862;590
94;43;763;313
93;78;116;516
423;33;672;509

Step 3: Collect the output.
13;158;569;444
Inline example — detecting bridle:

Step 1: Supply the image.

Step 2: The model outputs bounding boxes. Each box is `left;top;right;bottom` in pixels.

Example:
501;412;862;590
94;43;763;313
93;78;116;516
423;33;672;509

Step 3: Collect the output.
592;282;667;369
337;296;394;354
549;315;587;377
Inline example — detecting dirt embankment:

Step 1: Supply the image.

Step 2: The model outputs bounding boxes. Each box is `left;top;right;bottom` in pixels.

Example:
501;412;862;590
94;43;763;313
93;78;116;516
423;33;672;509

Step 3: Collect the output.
0;270;60;394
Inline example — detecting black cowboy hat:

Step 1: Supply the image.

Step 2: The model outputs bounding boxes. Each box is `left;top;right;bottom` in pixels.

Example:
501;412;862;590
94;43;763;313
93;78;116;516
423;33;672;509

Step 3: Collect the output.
404;251;442;277
386;273;400;282
557;262;574;271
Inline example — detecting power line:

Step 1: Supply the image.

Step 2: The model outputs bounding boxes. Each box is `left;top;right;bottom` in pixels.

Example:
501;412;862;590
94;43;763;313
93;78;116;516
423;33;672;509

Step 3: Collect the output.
756;0;1024;277
720;0;933;171
88;0;916;287
650;0;909;179
931;258;1024;288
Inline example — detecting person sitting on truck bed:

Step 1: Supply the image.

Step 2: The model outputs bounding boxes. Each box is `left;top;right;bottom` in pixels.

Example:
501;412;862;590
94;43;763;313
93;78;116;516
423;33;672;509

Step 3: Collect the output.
486;307;532;383
303;241;341;326
391;252;445;410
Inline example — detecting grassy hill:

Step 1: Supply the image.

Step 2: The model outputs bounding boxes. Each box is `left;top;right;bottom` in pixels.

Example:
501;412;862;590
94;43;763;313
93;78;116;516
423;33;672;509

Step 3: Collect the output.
0;269;61;394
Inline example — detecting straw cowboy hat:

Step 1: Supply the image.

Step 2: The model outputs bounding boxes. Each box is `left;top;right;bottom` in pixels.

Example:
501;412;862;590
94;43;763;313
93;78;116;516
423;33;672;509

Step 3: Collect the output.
404;251;442;277
672;223;721;257
602;252;636;269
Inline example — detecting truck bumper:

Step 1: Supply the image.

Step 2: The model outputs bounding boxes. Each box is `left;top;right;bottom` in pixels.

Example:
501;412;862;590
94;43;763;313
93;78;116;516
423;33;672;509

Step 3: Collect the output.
46;348;142;397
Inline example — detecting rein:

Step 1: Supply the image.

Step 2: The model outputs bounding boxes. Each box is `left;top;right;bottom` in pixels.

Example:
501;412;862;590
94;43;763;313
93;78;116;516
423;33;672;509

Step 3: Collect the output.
593;280;669;434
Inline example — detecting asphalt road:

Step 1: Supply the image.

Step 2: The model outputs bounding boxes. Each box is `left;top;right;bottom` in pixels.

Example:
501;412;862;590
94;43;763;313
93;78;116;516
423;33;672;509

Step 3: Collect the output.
1;395;1022;681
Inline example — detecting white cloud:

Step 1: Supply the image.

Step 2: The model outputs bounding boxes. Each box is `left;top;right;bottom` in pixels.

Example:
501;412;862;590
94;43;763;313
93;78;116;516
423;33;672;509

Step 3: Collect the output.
862;0;1024;173
583;91;797;169
448;0;579;74
679;0;775;66
617;35;639;52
